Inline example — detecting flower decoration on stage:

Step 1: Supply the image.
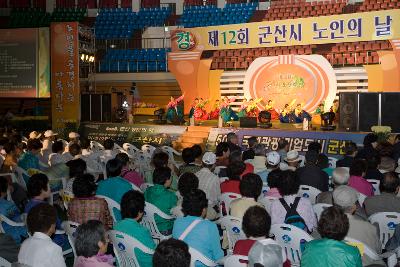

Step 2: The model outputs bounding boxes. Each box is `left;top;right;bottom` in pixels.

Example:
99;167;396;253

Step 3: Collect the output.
371;125;392;142
172;30;197;51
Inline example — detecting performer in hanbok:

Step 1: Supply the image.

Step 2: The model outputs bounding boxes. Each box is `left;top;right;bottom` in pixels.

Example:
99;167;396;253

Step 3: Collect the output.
246;98;262;117
220;96;238;123
265;100;279;120
279;100;296;123
294;103;311;123
237;99;249;118
193;98;209;120
315;102;325;115
208;100;220;120
166;94;185;123
189;98;199;119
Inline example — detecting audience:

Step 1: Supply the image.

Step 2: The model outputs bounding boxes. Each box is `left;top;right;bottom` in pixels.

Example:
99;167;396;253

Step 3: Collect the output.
258;151;280;183
178;147;202;176
296;150;329;192
0;233;19;263
337;142;358;168
364;171;400;217
221;150;254;177
307;141;322;154
172;189;223;264
333;185;383;266
215;142;230;167
171;172;199;218
18;203;66;267
40;130;58;164
68;132;80;144
153;238;191;267
317;153;334;177
301;206;362;266
270;170;316;232
191;144;203;166
316;167;350;204
283;150;301;171
230;173;263;219
265;169;282;198
48;141;65;166
65;158;87;194
242;136;257;161
114;190;156;267
115;152;144;188
365;154;384;181
348;159;374;197
144;166;177;235
101;138;117;164
68;174;113;229
74;220;113;267
18;138;42;181
277;139;289;160
357;133;379;159
250;144;267;173
226;132;241;153
220;161;246;194
378;156;396;174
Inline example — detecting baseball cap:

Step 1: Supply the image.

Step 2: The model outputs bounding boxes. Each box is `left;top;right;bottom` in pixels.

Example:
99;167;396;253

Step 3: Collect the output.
332;185;359;208
267;151;280;166
202;152;216;165
44;130;58;138
248;239;285;267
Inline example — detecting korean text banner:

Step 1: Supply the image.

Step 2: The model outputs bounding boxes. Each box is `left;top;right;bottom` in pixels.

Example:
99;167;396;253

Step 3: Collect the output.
171;9;400;51
51;22;80;133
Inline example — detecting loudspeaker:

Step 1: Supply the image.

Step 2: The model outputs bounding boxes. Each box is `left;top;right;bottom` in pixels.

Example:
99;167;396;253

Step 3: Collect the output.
239;117;257;128
91;94;102;122
81;94;112;122
101;94;111;122
81;94;90;121
358;93;379;132
339;93;358;131
381;93;400;133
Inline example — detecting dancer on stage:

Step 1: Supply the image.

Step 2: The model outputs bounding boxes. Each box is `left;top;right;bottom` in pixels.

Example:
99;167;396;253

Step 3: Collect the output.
315;102;325;115
189;98;199;119
208;100;220;120
220;96;238;123
246;98;262;117
279;100;296;123
166;94;185;123
237;99;249;118
193;98;209;120
294;103;311;123
265;100;279;120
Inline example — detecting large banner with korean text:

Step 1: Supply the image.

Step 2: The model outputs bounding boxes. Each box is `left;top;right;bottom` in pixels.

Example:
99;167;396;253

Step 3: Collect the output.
171;9;400;51
51;22;80;133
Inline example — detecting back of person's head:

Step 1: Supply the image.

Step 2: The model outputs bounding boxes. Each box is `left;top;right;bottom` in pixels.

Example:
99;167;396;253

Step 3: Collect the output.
66;158;87;178
215;142;230;157
191;144;202;159
0;176;8;194
363;133;378;147
178;172;199;197
153;166;172;185
3;142;16;154
73;174;97;198
277;139;289;150
229;150;243;164
248;240;284;267
27;173;49;198
120;190;145;219
227;132;238;144
80;137;90;149
242;206;271;238
267;169;282;188
377;141;394;157
182;147;195;164
153;238;191;267
380;172;400;194
106;158;123;177
27;138;43;151
227;161;246;181
115;152;129;166
240;173;263;200
332;167;350;185
317;153;330;169
247;136;258;148
103;138;114;150
308;141;322;153
182;189;208;217
69;143;81;157
254;144;266;156
344;142;358;156
318;206;349;241
350;159;367;177
305;150;319;165
27;203;56;235
75;220;107;258
51;140;64;154
332;185;358;212
277;170;299;196
152;151;169;168
367;154;381;170
379;156;396;173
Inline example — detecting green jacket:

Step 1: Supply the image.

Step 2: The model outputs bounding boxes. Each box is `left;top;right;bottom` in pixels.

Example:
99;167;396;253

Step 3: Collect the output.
301;238;362;267
144;184;177;232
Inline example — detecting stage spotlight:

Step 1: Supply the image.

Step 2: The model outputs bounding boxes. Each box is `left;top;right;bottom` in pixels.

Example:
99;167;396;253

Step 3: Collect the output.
258;111;272;128
154;108;167;124
320;111;336;131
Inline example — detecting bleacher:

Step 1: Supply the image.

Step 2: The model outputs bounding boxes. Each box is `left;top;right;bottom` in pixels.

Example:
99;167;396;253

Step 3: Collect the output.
51;7;87;22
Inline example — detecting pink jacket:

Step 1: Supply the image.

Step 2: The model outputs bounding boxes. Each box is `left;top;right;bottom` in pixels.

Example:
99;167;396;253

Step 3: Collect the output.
74;255;114;267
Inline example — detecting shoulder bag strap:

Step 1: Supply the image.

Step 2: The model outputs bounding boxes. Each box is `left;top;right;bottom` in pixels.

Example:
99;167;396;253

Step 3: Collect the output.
178;219;202;240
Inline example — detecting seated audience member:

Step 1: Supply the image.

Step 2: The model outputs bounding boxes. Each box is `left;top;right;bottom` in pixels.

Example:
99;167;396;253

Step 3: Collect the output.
191;144;203;166
144;167;177;235
74;220;113;267
227;132;241;153
153;238;191;267
18;138;42;181
250;144;267;173
172;189;223;264
316;167;350;204
296;150;329;192
68;174;113;229
365;154;384;181
248;239;288;267
96;159;133;221
364;171;400;217
1;142;18;174
282;150;302;171
18;203;66;267
68;132;80;144
270;170;317;232
0;176;27;244
178;147;202;176
48;141;65;166
101;138;117;164
301;206;362;267
172;172;199;218
230;173;263;219
195;152;221;216
337;142;358;168
114;190;156;266
348;159;374;197
378;156;396;174
265;169;282;198
220;161;246;194
0;233;19;263
40;130;58;164
258;151;280;183
219;150;254;178
386;223;400;251
215;142;230;167
70;143;103;175
242;136;257;162
147;151;179;191
80;137;99;160
317;153;334;177
277;139;289;160
356;133;379;160
65;158;87;194
333;185;383;266
115;152;143;188
308;141;322;154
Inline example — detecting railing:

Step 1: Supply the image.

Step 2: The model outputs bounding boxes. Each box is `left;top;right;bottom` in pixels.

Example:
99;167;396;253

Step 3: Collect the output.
95;37;170;50
160;2;176;14
98;59;168;73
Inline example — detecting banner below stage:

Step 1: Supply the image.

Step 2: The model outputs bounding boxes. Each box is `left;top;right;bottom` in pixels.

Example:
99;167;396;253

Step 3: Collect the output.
206;128;367;158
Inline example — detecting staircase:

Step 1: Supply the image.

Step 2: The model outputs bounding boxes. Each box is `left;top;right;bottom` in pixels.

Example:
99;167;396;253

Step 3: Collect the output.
173;126;212;151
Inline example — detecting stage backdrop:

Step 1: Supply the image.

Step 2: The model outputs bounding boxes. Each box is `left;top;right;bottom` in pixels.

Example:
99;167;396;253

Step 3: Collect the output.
243;55;337;113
